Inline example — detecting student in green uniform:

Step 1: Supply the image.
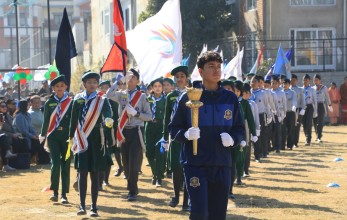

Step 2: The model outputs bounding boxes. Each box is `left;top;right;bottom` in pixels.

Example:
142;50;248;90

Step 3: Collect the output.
68;71;113;217
162;66;189;211
40;75;73;204
97;80;116;189
145;78;166;187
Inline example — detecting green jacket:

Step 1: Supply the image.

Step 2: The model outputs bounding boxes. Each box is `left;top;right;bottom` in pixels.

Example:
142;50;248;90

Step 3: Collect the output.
41;95;73;137
162;90;180;141
239;98;256;136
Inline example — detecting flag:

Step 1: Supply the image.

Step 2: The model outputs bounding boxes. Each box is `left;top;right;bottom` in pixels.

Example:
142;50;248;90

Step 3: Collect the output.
100;0;127;76
34;64;51;81
273;44;291;79
182;54;191;66
126;0;182;84
249;46;264;74
54;8;77;90
190;44;207;82
223;47;244;80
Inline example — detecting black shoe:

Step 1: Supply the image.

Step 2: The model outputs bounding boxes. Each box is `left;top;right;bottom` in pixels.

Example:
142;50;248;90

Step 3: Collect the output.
90;209;99;217
103;181;110;186
156;179;162;187
305;142;311;146
255;158;261;163
168;197;179;207
114;167;123;176
166;172;172;179
138;171;143;175
243;173;250;178
77;206;86;215
50;194;58;202
236;179;243;185
228;193;235;199
275;150;280;153
182;204;190;212
288;147;293;150
151;178;156;185
127;194;137;201
61;196;68;204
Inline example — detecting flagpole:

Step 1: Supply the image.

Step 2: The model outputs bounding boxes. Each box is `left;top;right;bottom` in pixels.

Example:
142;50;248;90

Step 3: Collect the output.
14;0;20;100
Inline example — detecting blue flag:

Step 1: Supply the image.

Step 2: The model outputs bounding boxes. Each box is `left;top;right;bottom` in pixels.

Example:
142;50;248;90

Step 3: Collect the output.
274;44;291;79
54;8;77;90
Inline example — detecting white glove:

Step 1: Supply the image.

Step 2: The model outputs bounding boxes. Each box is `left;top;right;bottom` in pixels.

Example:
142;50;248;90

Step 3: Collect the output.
328;105;333;112
184;127;200;140
104;118;114;128
256;129;260;137
39;134;45;144
313;112;318;118
240;140;246;148
251;136;258;143
267;117;272;124
163;142;169;151
220;132;234;147
278;116;282;123
125;104;137;116
299;109;305;115
292;106;297;112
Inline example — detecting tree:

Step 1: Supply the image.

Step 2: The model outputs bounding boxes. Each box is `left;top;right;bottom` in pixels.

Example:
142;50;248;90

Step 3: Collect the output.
138;0;235;70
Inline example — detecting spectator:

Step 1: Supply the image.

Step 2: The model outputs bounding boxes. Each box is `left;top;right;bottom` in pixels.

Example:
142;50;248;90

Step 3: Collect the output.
0;108;17;172
13;100;49;164
0;100;26;153
38;80;51;96
0;81;8;95
28;95;44;135
328;82;341;125
6;99;17;117
4;87;15;100
340;76;347;124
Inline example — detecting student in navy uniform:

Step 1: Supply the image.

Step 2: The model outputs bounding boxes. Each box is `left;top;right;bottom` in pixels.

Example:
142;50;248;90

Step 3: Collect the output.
169;51;244;220
312;74;332;143
282;79;297;150
290;74;305;148
302;74;317;146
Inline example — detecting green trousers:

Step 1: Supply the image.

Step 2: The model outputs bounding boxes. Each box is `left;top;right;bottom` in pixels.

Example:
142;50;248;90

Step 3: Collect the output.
234;145;247;178
48;130;71;194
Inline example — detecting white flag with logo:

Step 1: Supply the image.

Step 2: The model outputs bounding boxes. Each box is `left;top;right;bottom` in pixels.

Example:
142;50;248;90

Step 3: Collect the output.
126;0;182;84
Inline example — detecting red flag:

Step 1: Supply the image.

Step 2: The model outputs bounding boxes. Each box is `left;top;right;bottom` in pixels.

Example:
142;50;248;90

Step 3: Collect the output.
100;0;127;76
257;46;265;68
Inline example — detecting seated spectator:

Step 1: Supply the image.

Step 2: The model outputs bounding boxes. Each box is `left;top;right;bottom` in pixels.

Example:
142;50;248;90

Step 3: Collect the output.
13;100;50;164
28;95;43;135
0;100;27;153
6;99;17;117
0;114;17;172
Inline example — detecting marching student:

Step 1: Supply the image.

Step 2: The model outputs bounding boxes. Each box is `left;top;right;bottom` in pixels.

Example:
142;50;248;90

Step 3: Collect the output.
250;76;268;162
302;74;317;146
40;75;73;204
163;78;175;96
169;51;244;220
312;74;332;143
162;66;189;210
271;75;287;153
68;71;114;217
106;69;152;202
290;74;305;148
282;79;297;150
145;78;166;187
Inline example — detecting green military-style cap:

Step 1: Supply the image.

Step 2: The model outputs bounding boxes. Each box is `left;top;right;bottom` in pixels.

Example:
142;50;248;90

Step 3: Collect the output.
81;70;100;82
246;72;256;77
171;65;189;76
163;77;175;85
99;80;111;87
228;76;237;81
150;78;164;87
50;74;67;87
221;79;234;87
234;80;244;92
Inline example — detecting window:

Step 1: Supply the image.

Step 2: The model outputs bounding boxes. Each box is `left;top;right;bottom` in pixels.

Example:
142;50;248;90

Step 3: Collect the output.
54;14;63;26
245;32;258;71
246;0;257;10
7;13;27;26
291;28;335;70
103;9;110;35
290;0;335;6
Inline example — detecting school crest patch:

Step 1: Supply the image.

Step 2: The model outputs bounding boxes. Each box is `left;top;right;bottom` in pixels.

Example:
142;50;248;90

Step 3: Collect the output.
224;109;232;120
190;177;200;188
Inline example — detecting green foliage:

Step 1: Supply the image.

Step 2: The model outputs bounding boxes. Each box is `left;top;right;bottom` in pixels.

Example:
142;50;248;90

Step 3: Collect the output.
257;58;274;76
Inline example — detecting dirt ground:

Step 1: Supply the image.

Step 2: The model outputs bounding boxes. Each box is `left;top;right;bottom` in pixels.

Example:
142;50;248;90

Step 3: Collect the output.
1;125;347;220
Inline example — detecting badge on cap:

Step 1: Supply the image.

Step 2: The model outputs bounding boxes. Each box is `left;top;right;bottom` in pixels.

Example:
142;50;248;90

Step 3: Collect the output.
224;109;232;120
190;177;200;188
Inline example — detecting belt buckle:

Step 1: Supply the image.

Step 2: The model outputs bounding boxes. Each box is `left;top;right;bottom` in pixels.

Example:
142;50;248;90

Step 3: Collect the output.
57;127;63;131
